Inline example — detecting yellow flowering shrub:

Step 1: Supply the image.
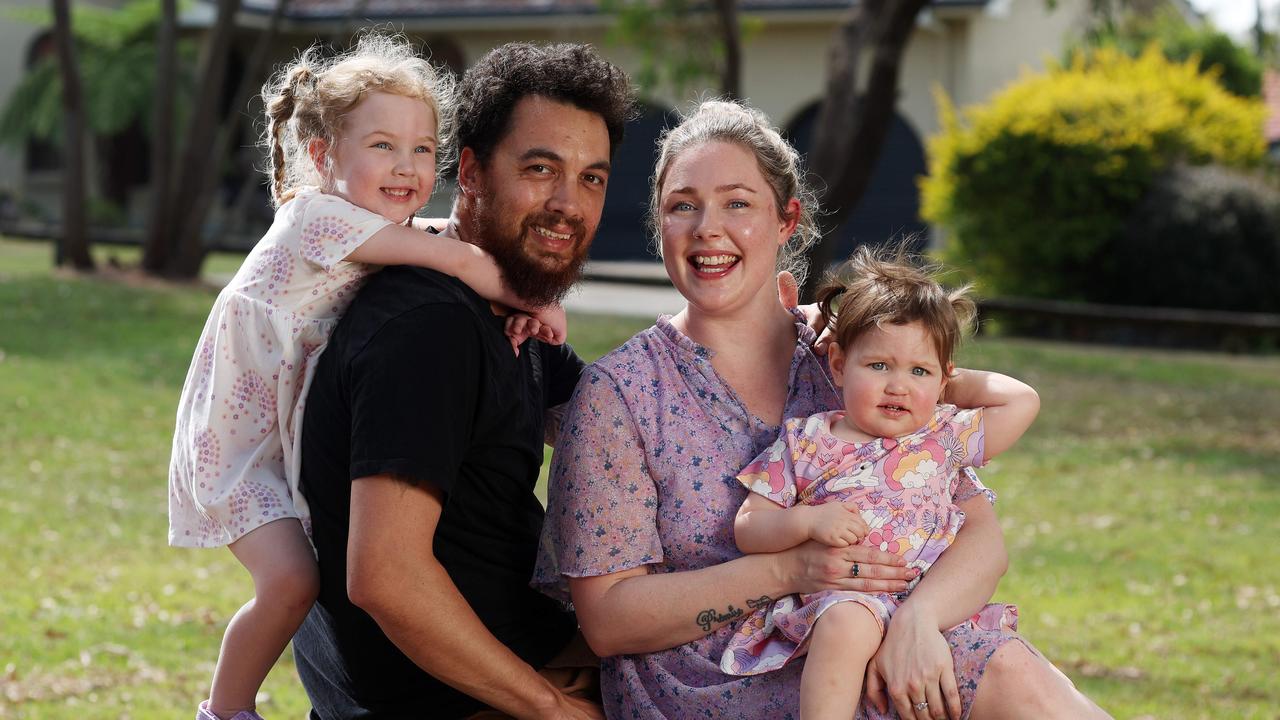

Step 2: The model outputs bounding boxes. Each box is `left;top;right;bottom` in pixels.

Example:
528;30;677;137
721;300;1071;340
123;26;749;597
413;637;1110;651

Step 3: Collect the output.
920;46;1266;300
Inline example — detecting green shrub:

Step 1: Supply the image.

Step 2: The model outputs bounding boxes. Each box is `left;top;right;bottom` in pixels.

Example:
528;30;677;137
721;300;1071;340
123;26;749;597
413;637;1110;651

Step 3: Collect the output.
1112;163;1280;312
921;47;1267;302
1074;9;1264;98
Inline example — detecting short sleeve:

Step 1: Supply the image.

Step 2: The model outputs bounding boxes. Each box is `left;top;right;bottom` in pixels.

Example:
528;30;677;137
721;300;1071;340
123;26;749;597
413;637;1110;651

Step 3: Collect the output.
534;365;663;598
736;420;804;509
953;467;997;506
296;191;393;273
540;341;587;409
935;405;986;469
347;305;480;492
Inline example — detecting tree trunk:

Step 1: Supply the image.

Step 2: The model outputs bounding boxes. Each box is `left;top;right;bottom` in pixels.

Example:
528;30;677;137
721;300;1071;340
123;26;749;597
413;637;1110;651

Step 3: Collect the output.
51;0;93;270
162;0;242;278
713;0;741;99
142;0;176;273
802;0;928;301
168;0;290;278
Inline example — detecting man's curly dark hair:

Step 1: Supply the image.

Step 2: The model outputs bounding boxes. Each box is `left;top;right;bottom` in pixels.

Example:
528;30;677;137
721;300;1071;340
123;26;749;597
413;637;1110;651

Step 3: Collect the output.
456;43;635;164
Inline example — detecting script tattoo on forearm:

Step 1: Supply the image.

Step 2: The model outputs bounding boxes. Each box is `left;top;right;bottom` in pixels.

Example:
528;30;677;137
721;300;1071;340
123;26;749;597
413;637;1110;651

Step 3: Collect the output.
695;596;774;631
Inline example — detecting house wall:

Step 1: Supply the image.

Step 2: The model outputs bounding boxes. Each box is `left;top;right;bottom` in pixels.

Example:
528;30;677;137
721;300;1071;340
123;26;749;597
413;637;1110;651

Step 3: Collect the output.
0;0;1091;231
0;0;51;211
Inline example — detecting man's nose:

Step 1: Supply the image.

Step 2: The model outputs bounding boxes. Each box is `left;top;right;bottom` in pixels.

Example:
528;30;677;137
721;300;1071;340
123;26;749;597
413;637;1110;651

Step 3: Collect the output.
545;176;582;220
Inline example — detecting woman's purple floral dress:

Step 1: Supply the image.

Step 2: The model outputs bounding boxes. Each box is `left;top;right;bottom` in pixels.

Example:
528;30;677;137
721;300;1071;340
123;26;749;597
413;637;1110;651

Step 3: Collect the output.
535;316;1026;719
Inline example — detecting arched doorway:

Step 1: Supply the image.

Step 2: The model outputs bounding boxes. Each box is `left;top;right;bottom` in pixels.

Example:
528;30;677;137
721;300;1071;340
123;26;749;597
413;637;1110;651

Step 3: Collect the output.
590;101;677;262
785;102;928;257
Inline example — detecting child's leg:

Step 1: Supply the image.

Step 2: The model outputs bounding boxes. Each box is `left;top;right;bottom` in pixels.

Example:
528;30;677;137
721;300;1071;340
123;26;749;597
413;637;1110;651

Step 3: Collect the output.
207;518;319;718
800;602;883;720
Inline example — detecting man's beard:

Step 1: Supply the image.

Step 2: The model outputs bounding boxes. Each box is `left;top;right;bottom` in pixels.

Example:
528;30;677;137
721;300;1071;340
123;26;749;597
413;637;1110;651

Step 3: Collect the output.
469;199;591;308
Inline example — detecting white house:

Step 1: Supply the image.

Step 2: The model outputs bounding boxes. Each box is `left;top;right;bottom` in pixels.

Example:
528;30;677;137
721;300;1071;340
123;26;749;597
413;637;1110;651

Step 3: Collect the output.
0;0;1124;260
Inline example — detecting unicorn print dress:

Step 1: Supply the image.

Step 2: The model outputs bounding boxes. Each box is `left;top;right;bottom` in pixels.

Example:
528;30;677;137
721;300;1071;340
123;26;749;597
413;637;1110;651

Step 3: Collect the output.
720;404;1019;676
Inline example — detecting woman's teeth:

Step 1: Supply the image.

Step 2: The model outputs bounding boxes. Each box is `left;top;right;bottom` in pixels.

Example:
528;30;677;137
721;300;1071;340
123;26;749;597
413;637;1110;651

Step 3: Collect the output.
692;254;739;274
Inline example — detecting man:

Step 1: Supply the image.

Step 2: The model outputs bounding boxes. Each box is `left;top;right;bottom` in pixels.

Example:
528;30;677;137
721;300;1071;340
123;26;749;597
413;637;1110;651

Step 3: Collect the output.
293;43;633;718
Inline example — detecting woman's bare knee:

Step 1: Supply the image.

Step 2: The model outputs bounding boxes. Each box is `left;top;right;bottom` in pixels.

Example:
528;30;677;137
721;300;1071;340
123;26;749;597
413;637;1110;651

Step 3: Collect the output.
972;641;1111;720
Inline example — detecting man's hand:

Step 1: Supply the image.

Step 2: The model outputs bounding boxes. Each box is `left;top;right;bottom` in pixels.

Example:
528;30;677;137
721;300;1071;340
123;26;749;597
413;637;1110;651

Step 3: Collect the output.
530;689;605;720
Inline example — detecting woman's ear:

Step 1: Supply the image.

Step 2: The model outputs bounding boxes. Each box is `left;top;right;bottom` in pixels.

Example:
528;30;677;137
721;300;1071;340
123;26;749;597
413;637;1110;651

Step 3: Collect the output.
827;342;846;388
778;197;801;246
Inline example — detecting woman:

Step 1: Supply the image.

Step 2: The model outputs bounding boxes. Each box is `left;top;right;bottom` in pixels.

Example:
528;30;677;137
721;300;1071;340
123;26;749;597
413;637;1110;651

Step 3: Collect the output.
535;101;1107;720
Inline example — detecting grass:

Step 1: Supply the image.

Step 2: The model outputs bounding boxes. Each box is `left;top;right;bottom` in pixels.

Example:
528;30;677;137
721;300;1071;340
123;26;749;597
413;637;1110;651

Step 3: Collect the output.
2;237;1278;718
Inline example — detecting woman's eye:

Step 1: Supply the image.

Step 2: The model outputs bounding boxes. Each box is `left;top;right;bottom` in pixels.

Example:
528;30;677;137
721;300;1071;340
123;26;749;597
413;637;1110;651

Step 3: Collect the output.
671;201;695;212
869;362;887;371
728;199;749;209
414;145;433;154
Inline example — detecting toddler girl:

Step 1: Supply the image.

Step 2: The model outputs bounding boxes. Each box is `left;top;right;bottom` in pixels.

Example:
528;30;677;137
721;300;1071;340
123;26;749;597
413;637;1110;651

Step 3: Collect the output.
168;34;561;720
722;245;1039;719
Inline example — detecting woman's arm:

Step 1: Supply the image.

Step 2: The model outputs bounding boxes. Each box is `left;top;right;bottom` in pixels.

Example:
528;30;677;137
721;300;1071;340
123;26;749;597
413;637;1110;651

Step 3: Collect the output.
944;368;1040;459
863;492;1007;719
570;541;913;658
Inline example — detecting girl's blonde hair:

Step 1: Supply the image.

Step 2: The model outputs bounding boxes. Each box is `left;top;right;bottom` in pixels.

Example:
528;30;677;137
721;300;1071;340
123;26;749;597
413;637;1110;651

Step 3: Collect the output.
260;32;456;208
649;100;821;287
816;244;976;367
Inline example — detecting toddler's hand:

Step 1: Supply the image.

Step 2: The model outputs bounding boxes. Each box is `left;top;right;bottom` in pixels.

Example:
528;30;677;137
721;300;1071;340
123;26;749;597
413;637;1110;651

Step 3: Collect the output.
806;501;870;548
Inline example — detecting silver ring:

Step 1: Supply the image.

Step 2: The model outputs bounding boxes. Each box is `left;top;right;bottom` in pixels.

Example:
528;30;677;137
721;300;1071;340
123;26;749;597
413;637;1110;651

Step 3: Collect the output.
851;562;860;578
914;701;928;711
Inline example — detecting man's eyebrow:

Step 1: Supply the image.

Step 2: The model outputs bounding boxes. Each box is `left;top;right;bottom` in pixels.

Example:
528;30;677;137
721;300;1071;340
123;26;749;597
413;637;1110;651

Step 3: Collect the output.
519;148;611;174
519;148;563;163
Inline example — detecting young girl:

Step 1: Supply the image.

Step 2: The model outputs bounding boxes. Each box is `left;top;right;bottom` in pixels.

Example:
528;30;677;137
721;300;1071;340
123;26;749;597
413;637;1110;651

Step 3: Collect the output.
168;35;562;720
721;245;1039;719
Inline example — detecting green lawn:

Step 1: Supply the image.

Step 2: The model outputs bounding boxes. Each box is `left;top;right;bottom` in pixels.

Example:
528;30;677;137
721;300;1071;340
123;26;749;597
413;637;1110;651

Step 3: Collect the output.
2;238;1277;718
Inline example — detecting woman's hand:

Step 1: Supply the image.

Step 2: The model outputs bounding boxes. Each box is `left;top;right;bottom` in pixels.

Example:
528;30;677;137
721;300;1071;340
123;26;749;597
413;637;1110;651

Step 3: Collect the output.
865;605;961;720
780;540;917;595
776;271;835;356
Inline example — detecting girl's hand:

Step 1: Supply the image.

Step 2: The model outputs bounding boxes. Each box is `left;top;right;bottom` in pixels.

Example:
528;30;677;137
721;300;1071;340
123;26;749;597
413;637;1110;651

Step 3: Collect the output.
865;605;961;720
504;304;567;356
780;540;917;596
805;502;870;547
531;303;567;345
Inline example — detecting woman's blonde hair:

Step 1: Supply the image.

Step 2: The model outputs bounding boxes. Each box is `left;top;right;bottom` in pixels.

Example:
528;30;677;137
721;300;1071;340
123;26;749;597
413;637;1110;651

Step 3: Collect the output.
816;244;976;367
649;100;821;287
260;32;456;208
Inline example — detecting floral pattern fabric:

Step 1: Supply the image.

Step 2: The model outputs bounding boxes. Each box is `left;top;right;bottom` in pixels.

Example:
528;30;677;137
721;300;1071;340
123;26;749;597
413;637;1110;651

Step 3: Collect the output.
169;188;390;547
721;407;1018;676
535;316;1027;719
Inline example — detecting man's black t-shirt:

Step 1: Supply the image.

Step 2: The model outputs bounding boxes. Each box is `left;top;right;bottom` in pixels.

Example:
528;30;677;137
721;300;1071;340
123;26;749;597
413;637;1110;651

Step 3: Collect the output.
294;265;583;718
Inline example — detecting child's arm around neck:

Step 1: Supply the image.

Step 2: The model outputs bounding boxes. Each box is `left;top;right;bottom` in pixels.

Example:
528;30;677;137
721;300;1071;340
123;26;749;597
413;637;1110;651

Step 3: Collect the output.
943;368;1040;460
342;219;566;344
